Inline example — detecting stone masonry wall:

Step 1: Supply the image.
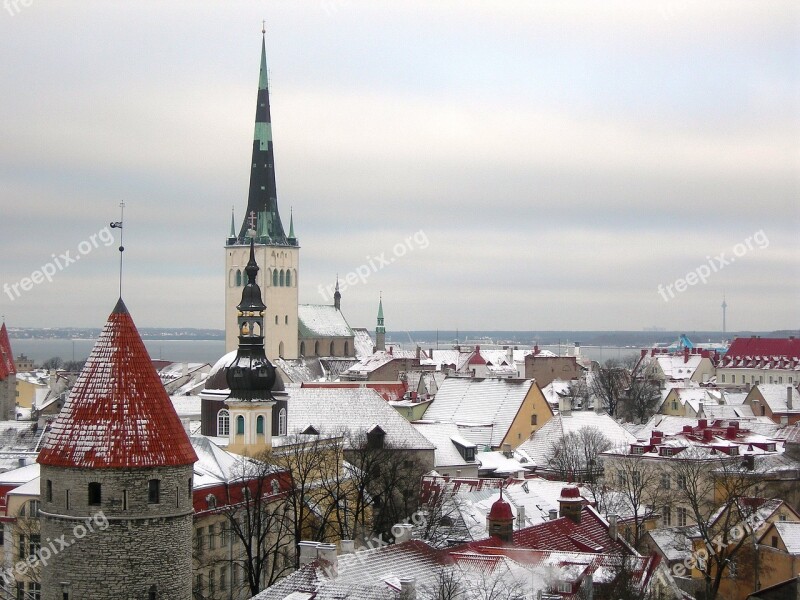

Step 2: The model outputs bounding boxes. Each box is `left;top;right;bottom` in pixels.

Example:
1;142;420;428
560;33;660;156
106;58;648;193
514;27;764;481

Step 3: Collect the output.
40;464;194;600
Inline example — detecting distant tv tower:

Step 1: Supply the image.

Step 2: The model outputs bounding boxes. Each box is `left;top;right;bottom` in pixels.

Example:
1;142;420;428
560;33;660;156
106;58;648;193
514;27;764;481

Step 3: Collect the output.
721;293;728;336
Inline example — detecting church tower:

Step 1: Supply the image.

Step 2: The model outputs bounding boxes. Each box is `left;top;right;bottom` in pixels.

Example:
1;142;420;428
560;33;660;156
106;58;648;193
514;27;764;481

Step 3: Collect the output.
37;298;198;600
226;241;288;456
226;29;299;359
376;296;386;351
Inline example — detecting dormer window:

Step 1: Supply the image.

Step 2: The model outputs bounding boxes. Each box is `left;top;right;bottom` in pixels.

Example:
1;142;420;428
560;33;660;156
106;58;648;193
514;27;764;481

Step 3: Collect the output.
367;426;386;450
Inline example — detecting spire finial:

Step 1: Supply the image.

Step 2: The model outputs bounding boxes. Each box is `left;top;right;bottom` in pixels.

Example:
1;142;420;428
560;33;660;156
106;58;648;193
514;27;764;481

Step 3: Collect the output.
262;20;266;35
110;201;125;298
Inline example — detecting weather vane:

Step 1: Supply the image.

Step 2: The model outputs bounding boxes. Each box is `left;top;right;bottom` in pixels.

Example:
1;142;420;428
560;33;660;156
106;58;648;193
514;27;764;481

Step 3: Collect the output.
110;201;125;298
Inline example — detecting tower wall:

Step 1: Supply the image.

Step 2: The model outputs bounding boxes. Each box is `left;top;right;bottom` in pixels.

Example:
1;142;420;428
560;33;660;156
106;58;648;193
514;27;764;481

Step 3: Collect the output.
40;464;194;600
225;243;299;358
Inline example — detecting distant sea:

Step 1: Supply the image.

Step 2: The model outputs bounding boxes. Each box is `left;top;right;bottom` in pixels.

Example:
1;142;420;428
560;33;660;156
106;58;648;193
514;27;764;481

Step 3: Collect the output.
10;338;641;367
10;338;226;365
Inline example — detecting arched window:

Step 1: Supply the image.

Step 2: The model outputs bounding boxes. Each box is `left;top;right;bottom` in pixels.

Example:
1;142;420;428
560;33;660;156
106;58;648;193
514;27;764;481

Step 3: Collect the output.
285;270;291;287
299;342;305;356
253;322;261;336
279;342;285;358
217;409;230;436
344;341;350;356
330;341;336;356
314;341;320;356
279;270;285;286
278;408;287;436
273;270;278;287
256;416;265;435
88;482;102;506
293;269;297;286
236;415;245;435
236;270;242;287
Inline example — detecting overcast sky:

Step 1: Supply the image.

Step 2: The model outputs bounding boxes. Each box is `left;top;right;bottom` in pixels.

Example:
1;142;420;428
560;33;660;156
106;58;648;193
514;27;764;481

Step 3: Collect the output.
0;1;797;333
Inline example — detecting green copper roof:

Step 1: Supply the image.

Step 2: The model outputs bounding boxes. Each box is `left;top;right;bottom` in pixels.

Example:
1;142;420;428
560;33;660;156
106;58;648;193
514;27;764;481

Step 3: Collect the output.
229;208;236;238
377;297;384;320
258;34;269;90
376;297;385;333
288;210;295;239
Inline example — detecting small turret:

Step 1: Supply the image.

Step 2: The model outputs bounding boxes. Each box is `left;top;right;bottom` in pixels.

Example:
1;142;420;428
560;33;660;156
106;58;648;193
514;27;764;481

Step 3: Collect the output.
333;276;341;311
376;295;386;352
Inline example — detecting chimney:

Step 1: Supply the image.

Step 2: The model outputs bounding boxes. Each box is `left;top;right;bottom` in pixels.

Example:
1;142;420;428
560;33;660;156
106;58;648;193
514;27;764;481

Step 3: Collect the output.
298;541;321;566
726;426;737;440
559;395;572;417
558;486;583;523
788;386;794;411
549;509;558;521
684;348;690;363
393;523;414;544
745;382;751;392
641;349;647;358
534;345;539;355
507;346;514;365
339;540;355;554
388;346;393;356
317;543;338;576
517;506;526;528
502;443;513;458
400;577;416;600
608;514;618;541
416;346;421;360
698;419;707;429
703;429;714;442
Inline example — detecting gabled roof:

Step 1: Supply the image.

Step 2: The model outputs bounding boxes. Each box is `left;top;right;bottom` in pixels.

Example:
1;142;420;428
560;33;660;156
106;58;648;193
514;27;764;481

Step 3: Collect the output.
518;411;636;467
725;337;800;360
37;299;198;469
283;388;434;450
422;378;537;448
413;422;476;468
352;328;376;358
0;323;16;380
749;384;800;414
771;522;800;554
298;304;353;339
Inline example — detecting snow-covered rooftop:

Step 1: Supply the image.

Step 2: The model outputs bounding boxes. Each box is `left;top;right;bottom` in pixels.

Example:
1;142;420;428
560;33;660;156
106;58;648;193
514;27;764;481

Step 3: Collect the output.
298;304;353;339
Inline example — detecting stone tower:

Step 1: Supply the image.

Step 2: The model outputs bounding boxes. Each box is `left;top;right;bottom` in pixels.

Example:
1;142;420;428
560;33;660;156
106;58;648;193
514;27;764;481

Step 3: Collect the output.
226;240;288;456
225;30;299;359
37;298;198;600
376;296;386;352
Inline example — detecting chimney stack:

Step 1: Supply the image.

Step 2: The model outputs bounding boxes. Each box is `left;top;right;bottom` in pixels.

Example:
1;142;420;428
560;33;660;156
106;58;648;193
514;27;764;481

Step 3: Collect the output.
608;514;618;541
339;540;355;554
400;577;416;600
549;509;558;521
393;523;414;544
788;386;794;411
317;543;338;577
298;541;321;567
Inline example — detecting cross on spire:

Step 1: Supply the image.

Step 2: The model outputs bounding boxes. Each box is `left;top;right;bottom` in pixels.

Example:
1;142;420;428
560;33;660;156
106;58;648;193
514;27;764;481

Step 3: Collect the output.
248;210;258;231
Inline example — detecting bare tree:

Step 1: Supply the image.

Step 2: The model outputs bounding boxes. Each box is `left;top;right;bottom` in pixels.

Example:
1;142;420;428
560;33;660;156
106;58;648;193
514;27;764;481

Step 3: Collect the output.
193;453;294;599
596;454;669;551
41;357;63;370
547;426;612;482
590;360;628;417
620;357;662;424
667;449;767;600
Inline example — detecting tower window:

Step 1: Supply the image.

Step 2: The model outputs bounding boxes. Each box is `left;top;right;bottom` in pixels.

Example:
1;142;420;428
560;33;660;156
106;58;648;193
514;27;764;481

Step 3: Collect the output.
149;585;158;600
256;416;265;435
88;483;101;506
279;270;285;286
278;408;287;436
46;480;52;502
273;270;278;286
235;270;242;287
236;415;245;435
285;315;288;325
148;479;160;504
285;270;291;287
330;341;336;356
217;409;230;436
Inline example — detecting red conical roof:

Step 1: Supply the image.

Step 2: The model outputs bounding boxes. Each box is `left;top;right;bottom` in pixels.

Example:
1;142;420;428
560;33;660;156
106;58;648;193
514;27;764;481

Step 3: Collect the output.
0;323;16;380
38;299;197;469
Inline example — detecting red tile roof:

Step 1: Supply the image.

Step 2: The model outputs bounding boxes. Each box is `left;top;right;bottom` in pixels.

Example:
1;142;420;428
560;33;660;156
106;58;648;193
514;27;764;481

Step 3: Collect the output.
37;299;198;469
0;323;16;380
724;337;800;361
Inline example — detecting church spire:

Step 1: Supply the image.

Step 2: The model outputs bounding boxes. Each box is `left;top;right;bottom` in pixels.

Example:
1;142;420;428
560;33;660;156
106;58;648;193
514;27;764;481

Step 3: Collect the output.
376;295;386;351
333;275;341;310
237;30;287;244
287;208;297;245
227;239;277;399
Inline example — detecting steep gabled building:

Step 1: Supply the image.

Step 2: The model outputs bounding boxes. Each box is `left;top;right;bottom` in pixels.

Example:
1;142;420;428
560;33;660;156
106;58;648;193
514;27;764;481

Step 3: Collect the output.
0;322;17;421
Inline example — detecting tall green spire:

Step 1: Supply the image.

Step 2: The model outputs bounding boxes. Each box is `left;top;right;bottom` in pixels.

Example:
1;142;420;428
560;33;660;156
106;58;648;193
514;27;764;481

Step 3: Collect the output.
288;208;295;239
376;296;385;334
229;207;236;238
258;29;269;91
